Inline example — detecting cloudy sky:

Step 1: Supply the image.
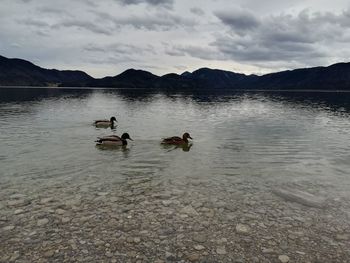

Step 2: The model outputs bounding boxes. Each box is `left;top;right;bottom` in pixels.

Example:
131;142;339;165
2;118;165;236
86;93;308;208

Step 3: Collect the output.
1;0;350;77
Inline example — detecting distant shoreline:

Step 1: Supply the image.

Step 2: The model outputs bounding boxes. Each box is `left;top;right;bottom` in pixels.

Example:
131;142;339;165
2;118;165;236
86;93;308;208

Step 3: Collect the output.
1;86;350;93
2;55;350;91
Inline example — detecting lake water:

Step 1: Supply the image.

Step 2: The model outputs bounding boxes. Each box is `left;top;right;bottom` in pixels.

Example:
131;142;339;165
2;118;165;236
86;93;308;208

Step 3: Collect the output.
1;87;350;262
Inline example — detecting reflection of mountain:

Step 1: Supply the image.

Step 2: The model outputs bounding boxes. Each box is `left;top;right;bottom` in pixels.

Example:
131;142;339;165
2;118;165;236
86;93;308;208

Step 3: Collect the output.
1;87;350;114
2;55;350;90
0;87;93;103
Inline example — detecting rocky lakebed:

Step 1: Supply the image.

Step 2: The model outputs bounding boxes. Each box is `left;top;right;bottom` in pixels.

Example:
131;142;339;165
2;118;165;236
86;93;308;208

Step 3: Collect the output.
1;174;350;263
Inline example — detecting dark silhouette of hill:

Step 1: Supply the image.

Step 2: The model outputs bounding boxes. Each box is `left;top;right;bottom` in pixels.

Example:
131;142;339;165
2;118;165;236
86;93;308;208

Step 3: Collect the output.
88;69;159;88
1;55;350;90
254;63;350;90
0;55;93;86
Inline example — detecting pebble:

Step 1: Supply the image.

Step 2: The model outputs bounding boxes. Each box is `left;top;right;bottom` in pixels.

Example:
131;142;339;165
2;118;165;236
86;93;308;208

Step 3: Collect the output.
40;197;53;204
10;194;27;199
194;245;205;251
216;247;227;255
193;234;207;243
37;218;49;226
61;217;71;223
14;209;25;215
65;199;81;207
236;223;250;234
55;209;66;215
165;251;175;260
43;250;55;258
335;234;349;241
9;251;20;262
7;199;30;207
273;188;325;208
110;197;118;202
180;205;199;216
79;216;91;223
162;200;172;206
187;253;200;262
3;225;15;231
278;255;290;263
262;248;275;254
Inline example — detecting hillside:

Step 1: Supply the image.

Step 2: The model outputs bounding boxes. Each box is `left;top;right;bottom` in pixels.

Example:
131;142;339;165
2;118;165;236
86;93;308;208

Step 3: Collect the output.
1;55;350;90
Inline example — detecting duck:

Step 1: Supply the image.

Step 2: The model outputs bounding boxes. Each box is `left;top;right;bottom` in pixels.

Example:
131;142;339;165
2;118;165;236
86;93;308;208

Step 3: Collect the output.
94;116;117;128
95;133;133;146
161;132;193;145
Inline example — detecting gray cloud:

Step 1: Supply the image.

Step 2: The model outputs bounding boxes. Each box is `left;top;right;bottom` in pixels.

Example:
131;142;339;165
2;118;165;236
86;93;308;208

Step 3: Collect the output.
210;9;350;65
212;36;325;62
84;43;156;56
86;55;140;65
190;7;205;16
94;10;195;31
166;45;222;60
52;20;113;35
215;9;260;34
18;18;50;28
116;0;173;7
36;6;68;15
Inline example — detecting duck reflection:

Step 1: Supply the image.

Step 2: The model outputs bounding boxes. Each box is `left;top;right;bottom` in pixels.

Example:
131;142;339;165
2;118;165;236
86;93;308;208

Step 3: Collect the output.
161;143;193;152
95;144;131;158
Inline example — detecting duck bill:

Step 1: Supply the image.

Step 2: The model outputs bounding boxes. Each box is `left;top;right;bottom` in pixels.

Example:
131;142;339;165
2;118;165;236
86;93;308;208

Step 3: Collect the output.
129;138;134;141
189;136;193;140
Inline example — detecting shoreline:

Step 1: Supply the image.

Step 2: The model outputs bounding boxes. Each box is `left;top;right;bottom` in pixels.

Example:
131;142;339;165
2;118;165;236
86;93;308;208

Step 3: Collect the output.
1;86;350;93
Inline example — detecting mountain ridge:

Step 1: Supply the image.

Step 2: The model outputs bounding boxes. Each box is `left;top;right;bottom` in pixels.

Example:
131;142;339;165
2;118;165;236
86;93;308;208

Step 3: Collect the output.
1;55;350;90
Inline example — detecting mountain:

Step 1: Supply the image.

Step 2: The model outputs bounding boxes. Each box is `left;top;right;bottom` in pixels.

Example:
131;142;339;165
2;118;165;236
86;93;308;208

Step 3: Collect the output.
188;68;258;89
254;63;350;90
0;55;93;86
1;55;350;90
88;69;159;88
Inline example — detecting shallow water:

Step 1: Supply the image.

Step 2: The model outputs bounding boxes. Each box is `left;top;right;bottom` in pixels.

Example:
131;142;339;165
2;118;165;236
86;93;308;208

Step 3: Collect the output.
1;88;350;261
1;88;349;195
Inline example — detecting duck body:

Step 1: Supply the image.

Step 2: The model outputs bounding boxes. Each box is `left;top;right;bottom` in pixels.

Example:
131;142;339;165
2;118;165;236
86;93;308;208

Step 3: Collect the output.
161;132;192;145
94;116;117;128
96;133;132;146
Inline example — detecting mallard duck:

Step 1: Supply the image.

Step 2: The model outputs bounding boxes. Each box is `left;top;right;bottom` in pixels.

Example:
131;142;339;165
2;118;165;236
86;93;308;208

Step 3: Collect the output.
161;132;193;145
95;133;133;146
94;116;117;128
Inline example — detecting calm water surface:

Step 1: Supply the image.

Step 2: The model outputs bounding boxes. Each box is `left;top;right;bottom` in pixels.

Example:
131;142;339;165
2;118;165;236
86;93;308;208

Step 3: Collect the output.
0;88;350;199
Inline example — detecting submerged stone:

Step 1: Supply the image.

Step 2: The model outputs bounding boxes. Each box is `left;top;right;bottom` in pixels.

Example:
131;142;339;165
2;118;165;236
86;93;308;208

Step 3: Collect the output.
179;205;199;216
278;255;290;263
236;223;250;234
37;218;49;226
273;188;326;208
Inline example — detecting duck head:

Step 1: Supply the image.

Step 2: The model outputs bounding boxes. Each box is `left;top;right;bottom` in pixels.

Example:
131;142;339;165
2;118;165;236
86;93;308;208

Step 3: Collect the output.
121;133;133;141
110;116;117;123
183;132;193;140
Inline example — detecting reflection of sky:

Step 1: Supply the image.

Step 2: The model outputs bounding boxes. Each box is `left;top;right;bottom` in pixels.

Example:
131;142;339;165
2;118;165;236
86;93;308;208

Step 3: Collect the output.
0;88;350;201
